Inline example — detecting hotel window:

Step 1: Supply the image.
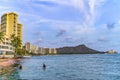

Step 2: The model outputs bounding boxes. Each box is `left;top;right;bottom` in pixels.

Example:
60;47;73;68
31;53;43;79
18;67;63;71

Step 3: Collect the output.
6;38;9;41
10;47;12;50
3;42;5;44
1;46;4;48
6;42;9;45
10;43;12;46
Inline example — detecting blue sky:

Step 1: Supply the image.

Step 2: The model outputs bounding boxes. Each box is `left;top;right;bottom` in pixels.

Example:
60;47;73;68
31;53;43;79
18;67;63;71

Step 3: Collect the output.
0;0;120;52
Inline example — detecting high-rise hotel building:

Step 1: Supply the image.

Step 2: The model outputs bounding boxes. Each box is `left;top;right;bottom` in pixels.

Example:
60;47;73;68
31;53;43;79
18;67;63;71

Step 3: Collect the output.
25;42;30;52
1;12;22;40
0;12;23;56
17;23;22;41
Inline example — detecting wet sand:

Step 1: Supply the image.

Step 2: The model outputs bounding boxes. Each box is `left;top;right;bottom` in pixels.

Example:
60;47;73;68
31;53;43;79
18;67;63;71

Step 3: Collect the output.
0;58;21;68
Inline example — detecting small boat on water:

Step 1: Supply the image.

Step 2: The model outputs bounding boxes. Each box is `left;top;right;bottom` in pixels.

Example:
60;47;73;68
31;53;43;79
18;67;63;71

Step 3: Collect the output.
23;55;31;58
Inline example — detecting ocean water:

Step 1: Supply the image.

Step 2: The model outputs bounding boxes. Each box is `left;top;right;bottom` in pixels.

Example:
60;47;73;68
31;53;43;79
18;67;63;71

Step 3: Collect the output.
0;54;120;80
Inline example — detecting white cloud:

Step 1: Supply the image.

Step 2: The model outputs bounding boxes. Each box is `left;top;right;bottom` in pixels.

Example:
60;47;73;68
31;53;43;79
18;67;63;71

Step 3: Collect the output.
1;0;116;51
75;25;96;35
1;1;105;37
98;36;109;42
44;0;107;26
36;0;107;37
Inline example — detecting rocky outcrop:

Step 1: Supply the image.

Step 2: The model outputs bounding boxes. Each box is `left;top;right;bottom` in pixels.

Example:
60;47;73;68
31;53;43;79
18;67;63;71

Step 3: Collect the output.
56;44;102;54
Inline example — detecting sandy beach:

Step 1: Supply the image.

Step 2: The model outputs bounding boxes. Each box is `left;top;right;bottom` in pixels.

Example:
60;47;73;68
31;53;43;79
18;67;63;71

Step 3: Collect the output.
0;58;20;68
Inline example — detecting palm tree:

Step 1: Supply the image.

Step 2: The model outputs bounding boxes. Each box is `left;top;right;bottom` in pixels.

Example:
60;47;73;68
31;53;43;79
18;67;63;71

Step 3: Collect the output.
0;32;4;55
10;34;22;56
0;32;4;43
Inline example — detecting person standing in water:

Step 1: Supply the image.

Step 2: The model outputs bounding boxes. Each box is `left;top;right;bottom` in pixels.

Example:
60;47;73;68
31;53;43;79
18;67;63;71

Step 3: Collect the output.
42;63;46;70
19;64;22;70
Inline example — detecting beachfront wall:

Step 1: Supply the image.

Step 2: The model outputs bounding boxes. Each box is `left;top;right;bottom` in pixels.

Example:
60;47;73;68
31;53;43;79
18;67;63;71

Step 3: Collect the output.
0;54;14;58
0;50;14;58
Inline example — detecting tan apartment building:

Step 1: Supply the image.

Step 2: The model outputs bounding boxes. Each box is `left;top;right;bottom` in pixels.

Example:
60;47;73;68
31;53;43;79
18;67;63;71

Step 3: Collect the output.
25;42;30;52
44;48;57;55
0;12;23;57
51;48;57;54
1;12;18;37
30;45;37;54
17;23;22;41
37;47;45;55
1;12;22;46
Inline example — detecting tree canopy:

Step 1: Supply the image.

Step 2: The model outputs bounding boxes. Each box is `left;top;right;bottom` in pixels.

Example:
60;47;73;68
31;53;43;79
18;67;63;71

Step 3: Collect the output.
10;34;22;54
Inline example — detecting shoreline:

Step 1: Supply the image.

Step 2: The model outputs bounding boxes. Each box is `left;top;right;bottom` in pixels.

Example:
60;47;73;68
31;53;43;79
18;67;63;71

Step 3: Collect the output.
0;58;21;69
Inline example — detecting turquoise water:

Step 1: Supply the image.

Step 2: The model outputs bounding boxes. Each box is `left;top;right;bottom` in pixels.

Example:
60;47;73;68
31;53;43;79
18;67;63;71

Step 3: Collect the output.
0;54;120;80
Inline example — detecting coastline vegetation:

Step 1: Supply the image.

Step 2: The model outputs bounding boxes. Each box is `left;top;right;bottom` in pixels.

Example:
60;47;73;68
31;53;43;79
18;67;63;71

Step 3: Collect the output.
10;34;31;57
0;33;30;59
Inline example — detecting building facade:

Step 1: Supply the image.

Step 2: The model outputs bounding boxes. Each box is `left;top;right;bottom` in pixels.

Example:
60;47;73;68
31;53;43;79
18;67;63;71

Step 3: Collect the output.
44;48;57;55
1;12;18;37
25;42;30;52
30;45;37;54
1;12;22;44
37;47;45;55
17;23;22;41
0;35;15;58
106;49;117;54
0;12;23;57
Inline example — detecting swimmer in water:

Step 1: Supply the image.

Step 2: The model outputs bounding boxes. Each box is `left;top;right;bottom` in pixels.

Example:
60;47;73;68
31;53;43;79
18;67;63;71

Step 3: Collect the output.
42;63;46;70
19;64;22;70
